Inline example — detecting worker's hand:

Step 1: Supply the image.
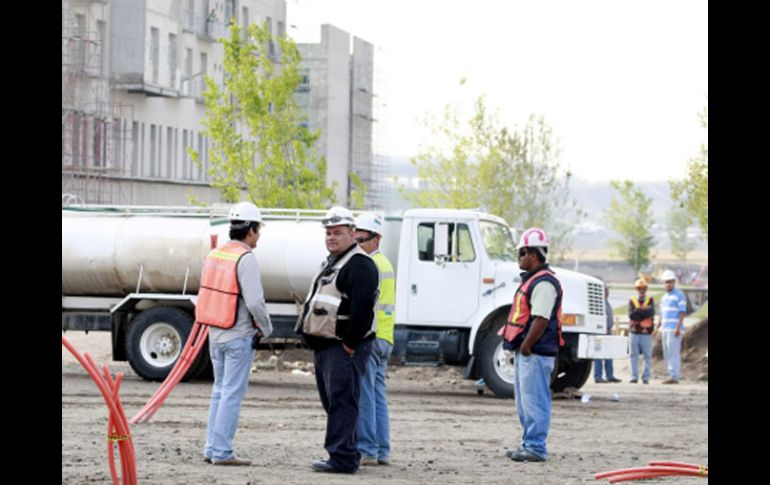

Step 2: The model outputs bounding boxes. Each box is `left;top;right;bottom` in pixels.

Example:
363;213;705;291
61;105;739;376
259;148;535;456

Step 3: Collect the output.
520;346;532;357
342;343;355;356
674;328;681;337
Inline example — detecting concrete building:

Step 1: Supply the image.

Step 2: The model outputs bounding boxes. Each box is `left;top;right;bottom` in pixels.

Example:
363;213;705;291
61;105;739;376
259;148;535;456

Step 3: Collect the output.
62;0;288;205
62;0;381;208
297;25;385;209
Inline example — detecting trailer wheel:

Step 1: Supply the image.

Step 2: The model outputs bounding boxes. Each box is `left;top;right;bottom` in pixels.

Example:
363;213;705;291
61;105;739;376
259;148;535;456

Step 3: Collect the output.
551;355;592;392
126;307;210;382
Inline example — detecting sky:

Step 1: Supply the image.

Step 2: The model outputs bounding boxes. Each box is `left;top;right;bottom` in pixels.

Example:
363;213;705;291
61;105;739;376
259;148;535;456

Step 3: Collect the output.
287;0;708;183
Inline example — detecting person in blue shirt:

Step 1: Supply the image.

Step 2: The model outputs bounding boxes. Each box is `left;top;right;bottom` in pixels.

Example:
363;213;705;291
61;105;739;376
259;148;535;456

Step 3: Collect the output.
656;270;688;384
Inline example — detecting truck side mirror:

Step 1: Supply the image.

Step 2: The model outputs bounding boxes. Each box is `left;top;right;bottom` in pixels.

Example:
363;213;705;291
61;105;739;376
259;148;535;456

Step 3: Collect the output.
434;223;449;266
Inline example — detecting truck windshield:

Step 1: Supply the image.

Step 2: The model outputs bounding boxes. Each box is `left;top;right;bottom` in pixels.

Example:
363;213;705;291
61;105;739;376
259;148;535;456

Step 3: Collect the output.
479;221;517;261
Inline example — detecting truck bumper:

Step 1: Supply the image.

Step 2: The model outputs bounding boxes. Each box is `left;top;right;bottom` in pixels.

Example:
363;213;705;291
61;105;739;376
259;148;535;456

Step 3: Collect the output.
577;334;629;359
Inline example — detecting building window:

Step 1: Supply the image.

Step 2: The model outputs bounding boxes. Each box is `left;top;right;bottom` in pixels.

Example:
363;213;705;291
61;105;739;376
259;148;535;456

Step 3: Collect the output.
184;48;193;95
112;118;122;169
241;7;249;40
168;34;177;88
225;0;236;26
93;118;104;167
131;121;139;176
167;127;174;178
96;21;106;75
197;133;204;180
150;124;157;176
182;129;189;179
74;14;86;68
140;123;146;176
150;28;159;84
184;0;194;30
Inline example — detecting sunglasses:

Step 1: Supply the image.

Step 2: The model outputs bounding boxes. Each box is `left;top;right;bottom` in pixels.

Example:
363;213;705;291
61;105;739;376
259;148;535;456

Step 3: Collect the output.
322;215;354;226
518;248;530;258
355;233;377;244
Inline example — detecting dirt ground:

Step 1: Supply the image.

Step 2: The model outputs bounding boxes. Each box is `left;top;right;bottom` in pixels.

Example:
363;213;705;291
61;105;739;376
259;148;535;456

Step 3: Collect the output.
62;331;708;484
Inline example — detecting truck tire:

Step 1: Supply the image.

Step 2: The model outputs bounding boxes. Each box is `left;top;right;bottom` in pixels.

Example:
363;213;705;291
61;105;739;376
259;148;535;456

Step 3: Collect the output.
126;307;210;382
551;356;592;392
478;323;515;398
478;319;570;399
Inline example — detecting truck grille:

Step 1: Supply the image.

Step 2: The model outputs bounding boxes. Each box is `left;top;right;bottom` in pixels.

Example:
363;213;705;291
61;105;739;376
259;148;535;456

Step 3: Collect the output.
587;282;605;316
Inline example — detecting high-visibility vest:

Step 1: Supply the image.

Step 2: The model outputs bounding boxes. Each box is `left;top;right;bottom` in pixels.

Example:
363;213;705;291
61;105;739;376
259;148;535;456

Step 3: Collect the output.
299;245;377;339
195;241;255;329
630;296;654;334
498;268;564;356
371;250;395;345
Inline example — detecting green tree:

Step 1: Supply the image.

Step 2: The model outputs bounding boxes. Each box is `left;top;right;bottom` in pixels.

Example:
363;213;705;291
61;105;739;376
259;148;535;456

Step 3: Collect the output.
670;102;708;240
666;205;696;263
189;22;336;208
605;180;656;273
403;96;581;260
348;172;367;209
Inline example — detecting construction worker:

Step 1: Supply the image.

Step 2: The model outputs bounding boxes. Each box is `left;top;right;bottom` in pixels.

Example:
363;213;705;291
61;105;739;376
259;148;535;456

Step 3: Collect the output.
353;213;395;466
297;206;379;474
628;278;655;384
499;228;564;462
198;201;272;466
657;269;687;384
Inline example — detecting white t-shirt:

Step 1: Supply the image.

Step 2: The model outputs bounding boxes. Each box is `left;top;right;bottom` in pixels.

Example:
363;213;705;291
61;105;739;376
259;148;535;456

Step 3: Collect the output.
530;280;557;319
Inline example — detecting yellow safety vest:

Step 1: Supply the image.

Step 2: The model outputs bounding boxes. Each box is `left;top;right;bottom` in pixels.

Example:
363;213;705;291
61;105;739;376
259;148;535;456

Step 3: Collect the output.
371;251;395;344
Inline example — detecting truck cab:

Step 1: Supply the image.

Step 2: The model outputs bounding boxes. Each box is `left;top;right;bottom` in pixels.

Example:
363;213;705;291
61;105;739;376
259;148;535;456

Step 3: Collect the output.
387;209;628;397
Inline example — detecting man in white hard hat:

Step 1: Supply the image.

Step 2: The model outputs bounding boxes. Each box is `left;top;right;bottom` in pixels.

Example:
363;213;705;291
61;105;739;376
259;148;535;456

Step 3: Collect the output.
198;201;273;466
297;206;379;474
657;270;687;384
498;228;564;462
353;213;395;466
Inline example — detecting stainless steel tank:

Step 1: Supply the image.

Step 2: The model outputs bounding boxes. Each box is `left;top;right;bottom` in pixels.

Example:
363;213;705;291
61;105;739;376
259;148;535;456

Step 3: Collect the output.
62;210;329;302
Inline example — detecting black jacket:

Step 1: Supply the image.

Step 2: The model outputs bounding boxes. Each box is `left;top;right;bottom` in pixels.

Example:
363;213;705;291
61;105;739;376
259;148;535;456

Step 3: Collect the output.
301;243;379;351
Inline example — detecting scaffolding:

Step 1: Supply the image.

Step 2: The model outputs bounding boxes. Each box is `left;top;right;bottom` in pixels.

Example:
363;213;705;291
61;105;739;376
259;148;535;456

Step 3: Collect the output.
62;0;132;205
350;36;388;210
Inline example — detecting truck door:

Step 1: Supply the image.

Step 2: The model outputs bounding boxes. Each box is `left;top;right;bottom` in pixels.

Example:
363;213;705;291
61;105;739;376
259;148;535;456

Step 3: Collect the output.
407;221;481;324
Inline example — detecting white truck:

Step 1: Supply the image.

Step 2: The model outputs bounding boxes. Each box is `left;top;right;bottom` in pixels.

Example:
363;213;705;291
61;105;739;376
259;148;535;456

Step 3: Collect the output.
62;205;628;397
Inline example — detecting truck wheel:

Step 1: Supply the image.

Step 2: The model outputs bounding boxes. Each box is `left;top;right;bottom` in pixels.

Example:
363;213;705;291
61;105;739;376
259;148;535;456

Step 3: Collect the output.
551;357;592;392
126;307;210;382
478;324;515;398
478;320;567;399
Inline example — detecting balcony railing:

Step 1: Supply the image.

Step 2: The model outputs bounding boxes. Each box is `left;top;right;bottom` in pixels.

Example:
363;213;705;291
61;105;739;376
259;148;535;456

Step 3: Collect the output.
183;10;225;40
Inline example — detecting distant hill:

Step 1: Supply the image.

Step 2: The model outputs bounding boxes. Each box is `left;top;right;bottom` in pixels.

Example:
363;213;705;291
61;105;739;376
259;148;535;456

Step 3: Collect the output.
375;155;707;253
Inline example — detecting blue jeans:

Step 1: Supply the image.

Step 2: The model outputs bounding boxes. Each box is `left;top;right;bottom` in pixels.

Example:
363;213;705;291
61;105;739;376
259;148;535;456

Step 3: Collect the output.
314;340;373;472
204;336;255;461
357;338;393;460
514;352;555;459
593;359;615;381
661;330;682;381
629;333;653;381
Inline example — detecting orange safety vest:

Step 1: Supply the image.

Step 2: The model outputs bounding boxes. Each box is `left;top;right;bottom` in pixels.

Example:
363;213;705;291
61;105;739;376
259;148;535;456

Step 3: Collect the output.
195;241;253;329
498;269;565;353
630;296;654;333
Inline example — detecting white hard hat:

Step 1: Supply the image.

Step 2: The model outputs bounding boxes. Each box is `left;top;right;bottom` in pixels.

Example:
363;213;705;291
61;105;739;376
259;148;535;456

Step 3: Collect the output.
516;227;550;249
229;201;263;223
661;270;677;282
354;213;383;235
322;206;355;227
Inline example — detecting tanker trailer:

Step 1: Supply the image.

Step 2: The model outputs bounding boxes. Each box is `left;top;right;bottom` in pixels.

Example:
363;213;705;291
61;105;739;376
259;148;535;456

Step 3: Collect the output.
63;205;628;397
62;205;330;381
